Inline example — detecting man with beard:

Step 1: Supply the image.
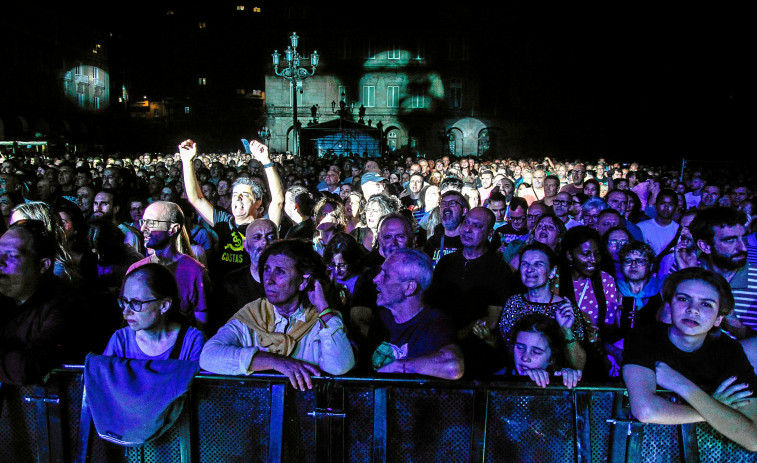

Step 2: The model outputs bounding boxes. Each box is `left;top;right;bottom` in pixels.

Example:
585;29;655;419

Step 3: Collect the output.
128;201;212;332
423;190;469;267
561;164;586;195
687;207;757;338
427;207;513;376
93;188;144;254
478;170;496;202
637;190;680;256
220;219;278;329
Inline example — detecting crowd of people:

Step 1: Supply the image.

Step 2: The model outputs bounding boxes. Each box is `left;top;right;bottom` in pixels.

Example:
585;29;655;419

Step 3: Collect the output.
2;140;757;449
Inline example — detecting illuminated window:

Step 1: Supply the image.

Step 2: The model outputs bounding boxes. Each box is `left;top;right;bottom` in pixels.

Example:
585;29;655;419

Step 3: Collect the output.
184;106;190;114
340;38;351;59
253;6;261;12
363;86;375;107
387;130;398;150
365;39;376;59
198;22;207;29
236;89;246;95
237;5;245;10
449;79;462;108
198;78;207;86
411;89;424;108
167;10;175;15
387;86;399;108
389;41;401;60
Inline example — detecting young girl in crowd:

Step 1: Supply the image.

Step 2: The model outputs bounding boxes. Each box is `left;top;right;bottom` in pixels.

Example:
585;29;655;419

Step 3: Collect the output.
508;314;583;389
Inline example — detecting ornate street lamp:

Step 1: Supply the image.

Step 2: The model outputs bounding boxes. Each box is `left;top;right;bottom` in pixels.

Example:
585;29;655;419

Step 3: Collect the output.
271;32;318;157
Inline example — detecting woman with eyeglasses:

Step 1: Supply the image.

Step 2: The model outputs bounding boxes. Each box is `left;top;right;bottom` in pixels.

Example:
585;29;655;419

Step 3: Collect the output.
323;232;364;307
601;226;632;279
104;263;205;360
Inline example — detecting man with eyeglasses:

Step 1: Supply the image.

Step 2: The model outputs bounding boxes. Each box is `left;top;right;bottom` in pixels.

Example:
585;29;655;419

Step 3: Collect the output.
0;220;90;385
423;190;470;267
615;242;664;333
494;197;529;248
127;201;212;332
561;164;586;195
553;192;581;229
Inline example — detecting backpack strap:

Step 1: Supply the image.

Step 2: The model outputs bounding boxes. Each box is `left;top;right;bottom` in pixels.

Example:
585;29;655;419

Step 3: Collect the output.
168;325;190;360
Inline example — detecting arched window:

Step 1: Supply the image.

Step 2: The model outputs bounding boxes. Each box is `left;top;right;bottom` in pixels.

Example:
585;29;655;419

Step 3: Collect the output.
477;129;490;157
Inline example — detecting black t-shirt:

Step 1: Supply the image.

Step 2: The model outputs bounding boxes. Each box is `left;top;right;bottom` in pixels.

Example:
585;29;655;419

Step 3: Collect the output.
219;266;264;331
423;232;463;267
212;209;250;279
374;306;457;359
426;250;513;330
285;218;316;242
494;224;528;247
623;323;757;394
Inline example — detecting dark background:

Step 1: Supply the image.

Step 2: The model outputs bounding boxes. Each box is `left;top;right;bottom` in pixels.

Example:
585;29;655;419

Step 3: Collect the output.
1;2;752;163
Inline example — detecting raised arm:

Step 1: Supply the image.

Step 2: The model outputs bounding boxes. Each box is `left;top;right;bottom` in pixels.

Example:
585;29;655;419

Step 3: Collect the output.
379;344;465;380
178;139;215;226
250;140;283;227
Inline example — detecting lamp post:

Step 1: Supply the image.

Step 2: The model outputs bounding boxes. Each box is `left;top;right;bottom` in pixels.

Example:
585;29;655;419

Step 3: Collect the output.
271;32;318;157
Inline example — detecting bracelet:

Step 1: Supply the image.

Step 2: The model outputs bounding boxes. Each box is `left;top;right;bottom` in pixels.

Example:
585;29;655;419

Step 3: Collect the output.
565;337;577;345
262;161;274;168
318;307;333;327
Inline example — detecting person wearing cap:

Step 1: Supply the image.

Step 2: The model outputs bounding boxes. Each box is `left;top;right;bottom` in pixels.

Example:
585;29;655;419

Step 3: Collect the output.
361;172;386;199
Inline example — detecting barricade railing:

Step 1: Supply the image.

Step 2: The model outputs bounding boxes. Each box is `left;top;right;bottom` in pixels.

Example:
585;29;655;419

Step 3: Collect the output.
2;367;756;462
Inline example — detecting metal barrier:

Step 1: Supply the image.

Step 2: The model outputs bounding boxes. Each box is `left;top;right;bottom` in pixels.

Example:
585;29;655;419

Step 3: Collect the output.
2;368;757;463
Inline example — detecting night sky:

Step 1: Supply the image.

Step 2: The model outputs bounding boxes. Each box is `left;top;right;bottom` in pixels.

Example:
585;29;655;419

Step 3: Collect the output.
3;2;752;163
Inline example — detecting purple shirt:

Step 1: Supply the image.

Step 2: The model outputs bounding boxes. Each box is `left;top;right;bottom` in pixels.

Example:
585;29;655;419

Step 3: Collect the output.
103;326;205;361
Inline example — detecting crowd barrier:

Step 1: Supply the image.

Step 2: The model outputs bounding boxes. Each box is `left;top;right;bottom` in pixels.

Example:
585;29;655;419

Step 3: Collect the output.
1;367;756;462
